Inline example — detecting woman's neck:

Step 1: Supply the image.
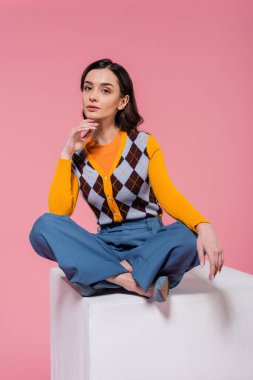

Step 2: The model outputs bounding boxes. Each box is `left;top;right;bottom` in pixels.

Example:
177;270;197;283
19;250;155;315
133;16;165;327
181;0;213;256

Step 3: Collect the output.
92;125;120;145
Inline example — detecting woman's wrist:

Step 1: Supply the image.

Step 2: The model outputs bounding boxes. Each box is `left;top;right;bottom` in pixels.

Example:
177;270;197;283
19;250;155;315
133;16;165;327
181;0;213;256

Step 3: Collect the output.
60;149;74;160
195;222;212;232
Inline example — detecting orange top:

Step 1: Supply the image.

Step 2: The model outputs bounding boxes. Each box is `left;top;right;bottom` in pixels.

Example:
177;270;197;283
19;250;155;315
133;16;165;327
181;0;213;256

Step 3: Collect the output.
85;130;122;175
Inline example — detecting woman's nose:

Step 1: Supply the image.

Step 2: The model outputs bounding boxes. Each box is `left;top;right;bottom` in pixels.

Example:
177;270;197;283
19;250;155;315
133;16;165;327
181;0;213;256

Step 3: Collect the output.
89;92;99;101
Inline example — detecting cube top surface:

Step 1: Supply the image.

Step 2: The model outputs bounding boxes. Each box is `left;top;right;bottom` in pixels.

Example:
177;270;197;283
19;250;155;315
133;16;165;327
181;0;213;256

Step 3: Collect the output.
50;265;253;306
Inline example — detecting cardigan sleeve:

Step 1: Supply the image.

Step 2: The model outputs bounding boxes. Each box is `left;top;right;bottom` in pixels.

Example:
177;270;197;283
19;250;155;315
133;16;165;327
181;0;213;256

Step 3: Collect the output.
147;134;211;234
48;158;79;216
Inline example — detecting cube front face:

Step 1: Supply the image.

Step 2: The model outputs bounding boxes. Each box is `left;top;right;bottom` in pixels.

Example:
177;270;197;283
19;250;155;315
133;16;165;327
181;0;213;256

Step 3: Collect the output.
50;267;253;380
50;271;90;380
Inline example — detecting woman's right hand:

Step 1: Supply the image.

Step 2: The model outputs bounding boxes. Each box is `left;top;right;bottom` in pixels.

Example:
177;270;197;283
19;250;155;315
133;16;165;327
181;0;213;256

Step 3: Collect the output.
60;119;99;159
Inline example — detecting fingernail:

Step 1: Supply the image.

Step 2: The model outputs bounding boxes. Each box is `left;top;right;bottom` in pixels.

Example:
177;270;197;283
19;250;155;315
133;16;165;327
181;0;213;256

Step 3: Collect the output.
200;263;203;268
211;275;214;281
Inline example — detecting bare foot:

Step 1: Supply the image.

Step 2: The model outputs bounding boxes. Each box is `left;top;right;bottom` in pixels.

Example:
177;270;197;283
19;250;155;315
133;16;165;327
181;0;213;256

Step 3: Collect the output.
108;272;154;298
119;259;133;272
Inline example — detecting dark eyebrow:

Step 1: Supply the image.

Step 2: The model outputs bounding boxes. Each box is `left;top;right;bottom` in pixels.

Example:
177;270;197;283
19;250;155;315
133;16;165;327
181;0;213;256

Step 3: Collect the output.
83;80;114;88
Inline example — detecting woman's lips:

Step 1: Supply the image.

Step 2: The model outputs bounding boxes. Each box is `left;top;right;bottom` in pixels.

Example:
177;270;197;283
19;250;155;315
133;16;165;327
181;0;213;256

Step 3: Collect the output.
87;106;100;111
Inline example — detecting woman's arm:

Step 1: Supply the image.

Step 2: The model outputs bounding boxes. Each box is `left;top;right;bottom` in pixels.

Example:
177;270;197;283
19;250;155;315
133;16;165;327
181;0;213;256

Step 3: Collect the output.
147;134;211;234
48;158;79;216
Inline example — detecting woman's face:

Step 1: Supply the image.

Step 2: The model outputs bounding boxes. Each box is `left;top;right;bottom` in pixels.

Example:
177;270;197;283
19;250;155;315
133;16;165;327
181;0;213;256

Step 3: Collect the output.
82;68;129;122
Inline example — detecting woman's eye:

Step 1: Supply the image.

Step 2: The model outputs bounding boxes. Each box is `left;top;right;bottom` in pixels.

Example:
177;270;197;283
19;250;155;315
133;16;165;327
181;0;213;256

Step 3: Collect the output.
83;86;110;94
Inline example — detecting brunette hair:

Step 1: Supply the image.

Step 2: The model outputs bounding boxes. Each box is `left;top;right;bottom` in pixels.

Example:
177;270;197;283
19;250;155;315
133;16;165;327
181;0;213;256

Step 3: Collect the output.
80;58;144;132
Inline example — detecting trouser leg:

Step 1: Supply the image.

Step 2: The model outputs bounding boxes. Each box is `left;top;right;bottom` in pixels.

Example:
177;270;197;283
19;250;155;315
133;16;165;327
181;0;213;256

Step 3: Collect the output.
155;222;201;288
123;221;201;293
29;213;128;286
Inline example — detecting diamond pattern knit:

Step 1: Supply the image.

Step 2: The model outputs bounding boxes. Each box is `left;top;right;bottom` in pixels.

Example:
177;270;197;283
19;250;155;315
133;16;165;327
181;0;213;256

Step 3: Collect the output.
71;129;163;225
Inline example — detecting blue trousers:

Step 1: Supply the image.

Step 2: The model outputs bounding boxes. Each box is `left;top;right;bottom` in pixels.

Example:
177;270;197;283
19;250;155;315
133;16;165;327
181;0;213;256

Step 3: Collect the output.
29;213;201;293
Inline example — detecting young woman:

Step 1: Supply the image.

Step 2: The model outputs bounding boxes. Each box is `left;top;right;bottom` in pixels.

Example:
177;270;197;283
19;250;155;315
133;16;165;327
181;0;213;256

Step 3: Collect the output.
29;58;224;302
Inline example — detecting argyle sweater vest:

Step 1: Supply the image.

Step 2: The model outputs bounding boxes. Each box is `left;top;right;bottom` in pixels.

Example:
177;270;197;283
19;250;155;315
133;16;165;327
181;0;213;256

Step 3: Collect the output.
71;129;163;225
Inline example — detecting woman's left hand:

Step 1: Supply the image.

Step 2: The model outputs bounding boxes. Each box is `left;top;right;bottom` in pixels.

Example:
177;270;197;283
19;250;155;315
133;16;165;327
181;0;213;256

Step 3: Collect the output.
195;223;224;281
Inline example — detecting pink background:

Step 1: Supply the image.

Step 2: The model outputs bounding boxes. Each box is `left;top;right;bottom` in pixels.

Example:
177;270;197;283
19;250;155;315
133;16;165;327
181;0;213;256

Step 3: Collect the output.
1;0;252;378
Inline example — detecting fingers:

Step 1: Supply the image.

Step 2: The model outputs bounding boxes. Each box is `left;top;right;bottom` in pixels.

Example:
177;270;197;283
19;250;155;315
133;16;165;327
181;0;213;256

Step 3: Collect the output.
219;249;225;272
78;119;98;126
80;130;93;139
197;238;205;267
209;249;224;281
209;260;216;281
72;123;98;136
75;124;98;130
71;120;99;142
73;119;99;130
79;126;97;133
217;251;223;273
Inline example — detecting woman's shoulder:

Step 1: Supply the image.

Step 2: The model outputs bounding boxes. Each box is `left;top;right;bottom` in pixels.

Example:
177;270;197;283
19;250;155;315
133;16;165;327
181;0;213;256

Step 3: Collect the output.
127;128;162;159
127;128;160;145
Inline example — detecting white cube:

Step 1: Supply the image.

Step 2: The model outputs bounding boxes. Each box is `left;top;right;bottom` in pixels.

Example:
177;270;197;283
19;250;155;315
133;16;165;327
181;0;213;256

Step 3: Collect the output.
50;265;253;380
